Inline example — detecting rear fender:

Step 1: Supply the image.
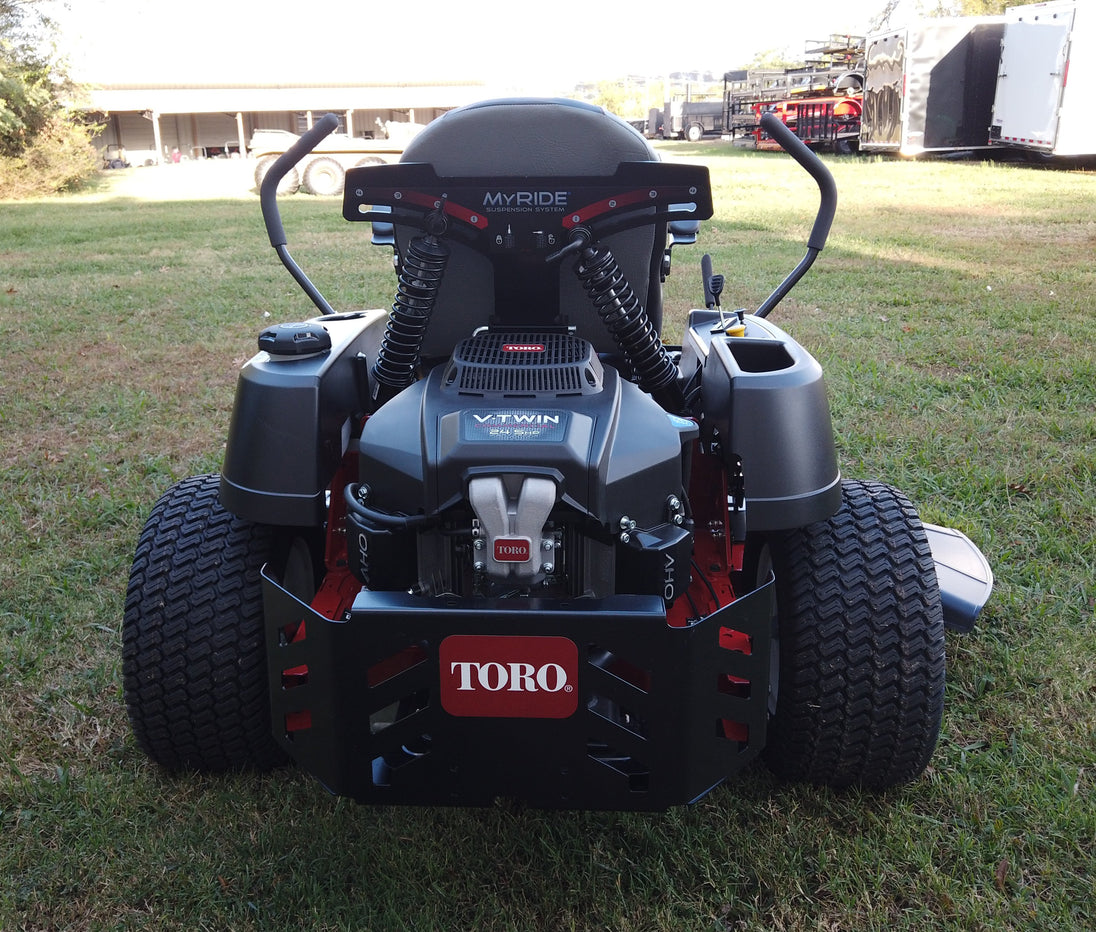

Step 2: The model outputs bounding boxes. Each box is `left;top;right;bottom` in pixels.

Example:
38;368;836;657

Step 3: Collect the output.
683;309;842;530
220;310;388;526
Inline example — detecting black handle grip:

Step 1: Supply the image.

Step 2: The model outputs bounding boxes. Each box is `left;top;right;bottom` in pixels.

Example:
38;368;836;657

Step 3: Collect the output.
701;253;715;308
759;111;837;252
260;113;341;247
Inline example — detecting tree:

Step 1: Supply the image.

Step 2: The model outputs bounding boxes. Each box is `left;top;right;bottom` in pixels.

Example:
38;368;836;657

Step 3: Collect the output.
869;1;903;32
588;77;665;121
1;0;50;148
912;0;1010;17
1;0;99;195
743;48;802;71
952;0;1009;13
1;54;53;157
871;0;1009;28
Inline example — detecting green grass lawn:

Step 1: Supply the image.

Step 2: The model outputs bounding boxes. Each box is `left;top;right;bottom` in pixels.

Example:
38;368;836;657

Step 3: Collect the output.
1;147;1094;931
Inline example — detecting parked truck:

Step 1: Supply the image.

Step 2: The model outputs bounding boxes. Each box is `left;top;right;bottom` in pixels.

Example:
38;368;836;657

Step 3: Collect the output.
250;127;417;196
649;100;726;141
860;17;1005;156
990;0;1094;157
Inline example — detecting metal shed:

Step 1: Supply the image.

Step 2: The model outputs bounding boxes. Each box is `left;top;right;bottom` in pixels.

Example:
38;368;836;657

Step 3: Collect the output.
87;81;487;165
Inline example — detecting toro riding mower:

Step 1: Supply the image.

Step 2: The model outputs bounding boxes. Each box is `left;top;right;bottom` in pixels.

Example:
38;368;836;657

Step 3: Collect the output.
123;98;992;810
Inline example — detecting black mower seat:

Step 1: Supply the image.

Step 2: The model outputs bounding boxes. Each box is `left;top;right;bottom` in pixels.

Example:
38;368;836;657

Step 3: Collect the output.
394;98;667;357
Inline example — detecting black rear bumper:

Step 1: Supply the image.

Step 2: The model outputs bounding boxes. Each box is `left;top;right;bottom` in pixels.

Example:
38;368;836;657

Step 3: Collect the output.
262;577;774;810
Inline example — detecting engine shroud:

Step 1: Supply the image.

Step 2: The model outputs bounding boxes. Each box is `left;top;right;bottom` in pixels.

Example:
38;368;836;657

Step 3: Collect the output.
357;331;697;596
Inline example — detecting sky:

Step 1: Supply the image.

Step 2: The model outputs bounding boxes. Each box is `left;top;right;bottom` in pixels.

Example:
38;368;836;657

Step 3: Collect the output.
50;0;922;93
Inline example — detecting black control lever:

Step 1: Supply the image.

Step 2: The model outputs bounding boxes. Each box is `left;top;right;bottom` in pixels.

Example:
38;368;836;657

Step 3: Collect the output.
754;111;838;318
701;253;716;308
702;252;740;333
259;112;341;316
708;273;725;306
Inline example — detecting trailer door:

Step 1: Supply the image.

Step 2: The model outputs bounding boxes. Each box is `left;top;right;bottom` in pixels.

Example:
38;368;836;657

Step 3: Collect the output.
991;20;1071;151
861;30;905;150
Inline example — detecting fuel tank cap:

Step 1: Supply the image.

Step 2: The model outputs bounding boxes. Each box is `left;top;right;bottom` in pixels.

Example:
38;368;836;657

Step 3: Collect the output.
258;321;332;358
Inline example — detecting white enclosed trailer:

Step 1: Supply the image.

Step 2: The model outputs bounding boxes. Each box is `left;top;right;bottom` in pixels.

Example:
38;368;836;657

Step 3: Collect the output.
860;17;1005;156
990;0;1095;157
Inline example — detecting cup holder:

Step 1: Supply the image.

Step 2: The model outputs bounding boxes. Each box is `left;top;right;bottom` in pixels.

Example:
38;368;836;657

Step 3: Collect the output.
726;339;795;373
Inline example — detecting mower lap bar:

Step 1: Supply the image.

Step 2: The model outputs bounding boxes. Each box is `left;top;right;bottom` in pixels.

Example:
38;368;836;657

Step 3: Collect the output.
262;575;774;810
758;112;836;253
342;161;714;253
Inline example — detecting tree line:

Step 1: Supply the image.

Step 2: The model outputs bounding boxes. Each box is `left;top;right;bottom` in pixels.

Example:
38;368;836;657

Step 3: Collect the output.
1;0;99;197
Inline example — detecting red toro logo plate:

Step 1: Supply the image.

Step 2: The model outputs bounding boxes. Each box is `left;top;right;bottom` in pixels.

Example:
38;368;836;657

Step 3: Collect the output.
493;537;531;562
439;635;579;719
502;343;545;353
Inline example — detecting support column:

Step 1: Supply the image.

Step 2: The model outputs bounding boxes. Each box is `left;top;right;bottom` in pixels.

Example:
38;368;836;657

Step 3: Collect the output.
236;111;246;156
150;110;163;164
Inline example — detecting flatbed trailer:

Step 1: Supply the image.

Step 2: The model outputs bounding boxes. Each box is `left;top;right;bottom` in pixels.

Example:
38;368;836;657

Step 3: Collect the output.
723;38;864;153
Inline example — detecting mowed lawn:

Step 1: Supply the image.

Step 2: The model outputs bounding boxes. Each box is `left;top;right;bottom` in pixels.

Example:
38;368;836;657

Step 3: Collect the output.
1;146;1093;931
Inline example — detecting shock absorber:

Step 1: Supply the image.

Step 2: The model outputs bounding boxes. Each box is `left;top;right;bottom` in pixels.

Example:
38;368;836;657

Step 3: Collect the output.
574;241;685;413
370;231;449;405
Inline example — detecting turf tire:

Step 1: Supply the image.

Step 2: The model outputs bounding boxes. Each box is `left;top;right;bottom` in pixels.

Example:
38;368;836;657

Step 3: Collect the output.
123;475;290;772
762;479;946;789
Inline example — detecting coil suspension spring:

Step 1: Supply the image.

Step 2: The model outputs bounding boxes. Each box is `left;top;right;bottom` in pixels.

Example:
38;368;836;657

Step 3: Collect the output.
574;242;684;412
371;232;450;404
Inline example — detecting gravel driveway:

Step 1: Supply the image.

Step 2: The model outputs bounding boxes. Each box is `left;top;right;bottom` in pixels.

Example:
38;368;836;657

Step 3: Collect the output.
95;157;263;200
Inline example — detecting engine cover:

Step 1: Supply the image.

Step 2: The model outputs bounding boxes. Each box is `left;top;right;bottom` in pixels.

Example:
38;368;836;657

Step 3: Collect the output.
358;331;696;593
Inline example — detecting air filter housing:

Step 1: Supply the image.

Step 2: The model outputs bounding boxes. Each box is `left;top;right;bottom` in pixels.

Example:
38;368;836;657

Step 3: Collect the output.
443;331;603;397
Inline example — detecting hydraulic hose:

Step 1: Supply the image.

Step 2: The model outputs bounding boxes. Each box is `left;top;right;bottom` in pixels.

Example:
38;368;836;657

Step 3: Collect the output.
344;483;434;530
574;241;685;413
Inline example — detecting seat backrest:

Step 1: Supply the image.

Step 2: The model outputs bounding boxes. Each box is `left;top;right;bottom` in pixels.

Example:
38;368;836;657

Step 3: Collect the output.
395;98;666;357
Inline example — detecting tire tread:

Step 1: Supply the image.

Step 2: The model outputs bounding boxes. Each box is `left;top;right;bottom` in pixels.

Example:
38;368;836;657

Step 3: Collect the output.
122;475;286;772
764;479;946;789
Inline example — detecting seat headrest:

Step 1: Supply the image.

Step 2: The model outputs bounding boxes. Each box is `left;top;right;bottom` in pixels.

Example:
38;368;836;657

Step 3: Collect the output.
402;98;658;176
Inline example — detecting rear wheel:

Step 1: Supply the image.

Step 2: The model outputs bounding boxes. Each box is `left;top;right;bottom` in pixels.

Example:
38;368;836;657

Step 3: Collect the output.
254;155;300;194
302;156;345;196
122;475;318;772
685;122;705;143
760;479;946;789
